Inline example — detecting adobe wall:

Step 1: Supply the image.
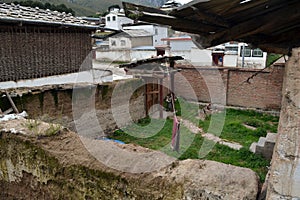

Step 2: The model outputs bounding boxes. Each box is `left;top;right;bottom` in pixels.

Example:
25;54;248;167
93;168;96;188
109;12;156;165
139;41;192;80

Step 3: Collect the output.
174;65;284;110
0;25;92;82
0;80;145;136
267;48;300;199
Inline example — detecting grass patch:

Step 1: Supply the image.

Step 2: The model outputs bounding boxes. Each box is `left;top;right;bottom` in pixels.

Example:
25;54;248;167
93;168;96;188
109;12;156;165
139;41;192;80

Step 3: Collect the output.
110;100;278;182
22;119;41;135
43;124;62;137
266;53;283;67
205;145;269;181
199;109;279;148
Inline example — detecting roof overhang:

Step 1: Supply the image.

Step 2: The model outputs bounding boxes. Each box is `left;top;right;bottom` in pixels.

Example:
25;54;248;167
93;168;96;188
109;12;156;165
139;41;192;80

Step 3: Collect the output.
123;0;300;54
0;17;98;30
120;56;183;78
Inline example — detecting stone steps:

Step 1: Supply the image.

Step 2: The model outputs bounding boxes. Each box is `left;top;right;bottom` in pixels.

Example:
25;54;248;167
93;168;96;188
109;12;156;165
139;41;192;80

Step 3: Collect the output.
249;133;277;160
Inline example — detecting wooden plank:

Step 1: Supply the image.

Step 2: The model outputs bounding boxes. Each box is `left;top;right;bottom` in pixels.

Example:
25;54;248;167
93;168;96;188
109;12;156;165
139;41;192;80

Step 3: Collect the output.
145;91;160;95
5;91;19;114
3;108;13;115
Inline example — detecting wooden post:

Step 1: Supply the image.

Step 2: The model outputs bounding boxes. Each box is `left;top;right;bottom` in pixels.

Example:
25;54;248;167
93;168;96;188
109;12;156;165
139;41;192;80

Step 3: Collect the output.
5;91;19;114
144;81;148;116
159;78;164;119
170;61;175;95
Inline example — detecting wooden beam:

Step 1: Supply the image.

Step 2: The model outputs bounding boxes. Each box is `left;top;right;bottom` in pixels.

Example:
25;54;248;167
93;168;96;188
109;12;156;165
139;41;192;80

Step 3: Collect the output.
3;108;13;115
124;6;221;35
172;6;230;28
208;1;300;45
5;91;19;114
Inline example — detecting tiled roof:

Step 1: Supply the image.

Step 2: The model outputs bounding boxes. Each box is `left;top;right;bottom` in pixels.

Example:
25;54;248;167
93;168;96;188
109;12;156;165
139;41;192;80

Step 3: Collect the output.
0;3;98;29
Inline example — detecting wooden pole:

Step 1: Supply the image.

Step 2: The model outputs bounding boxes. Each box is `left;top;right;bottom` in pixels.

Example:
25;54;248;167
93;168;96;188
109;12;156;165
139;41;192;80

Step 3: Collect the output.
169;61;176;112
5;91;19;114
144;81;148;116
159;78;163;119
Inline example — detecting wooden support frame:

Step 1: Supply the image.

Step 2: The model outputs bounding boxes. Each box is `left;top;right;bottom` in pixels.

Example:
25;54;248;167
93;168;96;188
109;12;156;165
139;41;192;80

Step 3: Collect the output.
5;91;19;114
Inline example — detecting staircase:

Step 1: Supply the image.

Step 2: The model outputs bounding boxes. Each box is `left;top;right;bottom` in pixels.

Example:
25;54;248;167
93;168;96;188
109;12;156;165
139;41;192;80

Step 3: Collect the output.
250;133;277;160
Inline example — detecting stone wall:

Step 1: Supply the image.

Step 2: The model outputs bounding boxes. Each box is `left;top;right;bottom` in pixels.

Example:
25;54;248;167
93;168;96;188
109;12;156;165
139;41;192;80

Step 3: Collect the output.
267;48;300;199
174;65;284;110
0;25;92;82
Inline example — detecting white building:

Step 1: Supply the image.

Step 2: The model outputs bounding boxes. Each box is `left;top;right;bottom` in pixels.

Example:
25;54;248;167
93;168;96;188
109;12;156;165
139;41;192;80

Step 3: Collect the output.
96;29;156;62
124;24;168;47
213;42;267;68
104;8;133;31
109;29;153;50
161;35;267;68
161;35;195;61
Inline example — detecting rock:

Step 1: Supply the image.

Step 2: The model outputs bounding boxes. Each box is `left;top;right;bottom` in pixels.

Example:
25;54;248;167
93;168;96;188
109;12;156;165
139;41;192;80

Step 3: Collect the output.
0;119;259;199
267;48;300;199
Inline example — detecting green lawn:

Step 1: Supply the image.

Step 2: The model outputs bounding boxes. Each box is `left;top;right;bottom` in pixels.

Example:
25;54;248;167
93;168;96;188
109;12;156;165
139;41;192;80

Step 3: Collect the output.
199;108;279;148
109;101;279;182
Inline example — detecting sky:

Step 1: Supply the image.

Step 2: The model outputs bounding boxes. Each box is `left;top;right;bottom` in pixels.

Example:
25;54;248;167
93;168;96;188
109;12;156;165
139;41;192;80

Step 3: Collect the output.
176;0;193;5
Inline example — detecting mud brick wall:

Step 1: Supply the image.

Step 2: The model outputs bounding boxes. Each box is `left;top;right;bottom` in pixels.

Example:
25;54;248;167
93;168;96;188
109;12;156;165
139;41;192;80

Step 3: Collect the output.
1;80;146;136
174;65;284;110
0;25;92;82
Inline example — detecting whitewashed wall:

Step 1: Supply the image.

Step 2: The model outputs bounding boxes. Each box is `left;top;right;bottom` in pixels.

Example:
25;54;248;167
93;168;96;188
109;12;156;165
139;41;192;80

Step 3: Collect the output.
96;50;131;62
124;25;168;47
190;48;213;66
170;40;196;51
237;52;267;69
105;13;133;30
224;55;238;67
170;50;191;61
96;49;156;62
109;37;132;50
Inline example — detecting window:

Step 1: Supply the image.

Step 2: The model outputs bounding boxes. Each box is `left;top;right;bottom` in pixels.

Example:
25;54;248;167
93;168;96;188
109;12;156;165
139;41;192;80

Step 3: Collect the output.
107;16;110;21
111;40;116;46
120;40;126;46
225;46;238;55
240;46;251;57
112;16;116;21
252;48;263;57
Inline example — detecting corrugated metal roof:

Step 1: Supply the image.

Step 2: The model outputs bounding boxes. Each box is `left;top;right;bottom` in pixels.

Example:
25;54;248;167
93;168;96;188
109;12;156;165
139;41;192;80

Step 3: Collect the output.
0;3;98;29
132;46;156;50
124;0;300;54
124;29;153;37
162;35;192;41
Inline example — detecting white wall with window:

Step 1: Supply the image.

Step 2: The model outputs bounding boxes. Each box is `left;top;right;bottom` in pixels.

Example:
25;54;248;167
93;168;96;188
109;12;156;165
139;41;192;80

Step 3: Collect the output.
237;43;267;69
105;12;133;30
109;37;132;50
216;43;267;68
